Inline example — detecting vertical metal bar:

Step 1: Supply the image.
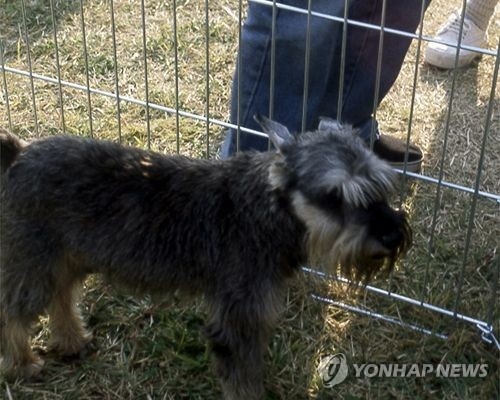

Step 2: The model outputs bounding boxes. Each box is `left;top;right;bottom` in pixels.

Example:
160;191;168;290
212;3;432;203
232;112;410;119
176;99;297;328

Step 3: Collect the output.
269;0;278;121
408;1;435;305
268;0;278;150
204;0;210;158
49;0;66;132
172;0;181;154
428;1;468;252
140;0;151;149
301;0;313;133
79;0;93;137
453;38;500;317
369;0;387;150
335;0;350;122
401;0;426;179
370;0;395;296
109;0;122;142
21;0;39;136
235;0;243;153
0;45;12;130
485;245;499;328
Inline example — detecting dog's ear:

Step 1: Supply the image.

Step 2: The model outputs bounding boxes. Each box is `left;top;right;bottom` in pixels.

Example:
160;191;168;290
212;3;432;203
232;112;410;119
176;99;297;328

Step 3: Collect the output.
318;117;343;133
253;114;293;152
319;117;358;137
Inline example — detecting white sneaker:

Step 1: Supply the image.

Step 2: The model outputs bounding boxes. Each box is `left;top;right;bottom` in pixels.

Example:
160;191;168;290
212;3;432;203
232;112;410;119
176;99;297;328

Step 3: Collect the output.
424;11;487;69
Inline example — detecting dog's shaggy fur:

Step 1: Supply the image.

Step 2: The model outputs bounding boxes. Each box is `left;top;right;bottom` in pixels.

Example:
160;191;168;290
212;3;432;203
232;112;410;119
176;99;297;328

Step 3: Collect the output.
0;118;411;399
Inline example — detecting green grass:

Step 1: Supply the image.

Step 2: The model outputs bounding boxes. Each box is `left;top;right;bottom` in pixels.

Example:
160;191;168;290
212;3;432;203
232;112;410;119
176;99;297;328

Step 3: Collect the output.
1;0;499;398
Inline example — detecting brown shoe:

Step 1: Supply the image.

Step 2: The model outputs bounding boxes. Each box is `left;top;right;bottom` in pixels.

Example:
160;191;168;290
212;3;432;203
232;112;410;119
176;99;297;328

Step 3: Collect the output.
372;134;423;173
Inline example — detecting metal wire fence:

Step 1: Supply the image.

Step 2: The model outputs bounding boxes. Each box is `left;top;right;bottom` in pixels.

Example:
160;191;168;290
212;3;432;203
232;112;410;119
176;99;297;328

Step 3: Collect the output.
1;0;499;349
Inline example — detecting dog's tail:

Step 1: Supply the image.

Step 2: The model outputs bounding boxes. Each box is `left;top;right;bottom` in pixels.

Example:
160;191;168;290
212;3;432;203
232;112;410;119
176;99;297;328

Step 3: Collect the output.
1;128;26;175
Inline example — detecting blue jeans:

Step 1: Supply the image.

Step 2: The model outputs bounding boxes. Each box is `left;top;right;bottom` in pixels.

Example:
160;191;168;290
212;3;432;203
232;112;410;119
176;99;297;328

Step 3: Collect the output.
222;0;430;155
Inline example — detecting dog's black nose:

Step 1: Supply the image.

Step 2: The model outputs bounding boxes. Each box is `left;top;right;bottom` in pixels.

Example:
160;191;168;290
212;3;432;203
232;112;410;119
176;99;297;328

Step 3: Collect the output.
381;231;403;249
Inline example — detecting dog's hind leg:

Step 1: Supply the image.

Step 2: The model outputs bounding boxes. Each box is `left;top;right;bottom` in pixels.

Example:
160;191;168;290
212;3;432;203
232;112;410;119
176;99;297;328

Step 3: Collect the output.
0;313;45;379
0;223;72;378
0;260;54;379
47;256;92;358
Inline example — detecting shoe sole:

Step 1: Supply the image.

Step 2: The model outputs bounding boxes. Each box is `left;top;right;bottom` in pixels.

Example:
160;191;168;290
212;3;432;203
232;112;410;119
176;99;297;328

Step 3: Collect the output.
424;49;483;69
388;159;423;173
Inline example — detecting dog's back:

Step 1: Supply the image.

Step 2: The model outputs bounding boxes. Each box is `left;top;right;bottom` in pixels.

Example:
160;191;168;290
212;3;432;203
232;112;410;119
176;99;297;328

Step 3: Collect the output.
1;133;305;294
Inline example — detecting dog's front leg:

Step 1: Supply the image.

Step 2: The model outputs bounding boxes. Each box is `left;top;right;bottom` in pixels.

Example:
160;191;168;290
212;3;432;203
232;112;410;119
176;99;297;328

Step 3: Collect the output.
205;294;278;400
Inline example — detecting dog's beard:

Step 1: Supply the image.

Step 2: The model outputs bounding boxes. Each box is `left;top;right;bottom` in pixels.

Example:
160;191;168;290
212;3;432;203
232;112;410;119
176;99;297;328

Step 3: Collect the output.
328;227;399;283
291;192;403;283
308;223;395;283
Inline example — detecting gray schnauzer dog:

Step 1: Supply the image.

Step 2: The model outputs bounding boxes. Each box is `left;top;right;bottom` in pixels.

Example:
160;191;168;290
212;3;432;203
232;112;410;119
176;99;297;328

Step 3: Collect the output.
0;116;411;399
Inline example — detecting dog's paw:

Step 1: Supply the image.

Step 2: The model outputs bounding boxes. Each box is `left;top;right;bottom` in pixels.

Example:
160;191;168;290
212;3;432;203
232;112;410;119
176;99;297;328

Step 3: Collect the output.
49;332;93;361
49;332;95;360
23;357;45;379
0;355;45;380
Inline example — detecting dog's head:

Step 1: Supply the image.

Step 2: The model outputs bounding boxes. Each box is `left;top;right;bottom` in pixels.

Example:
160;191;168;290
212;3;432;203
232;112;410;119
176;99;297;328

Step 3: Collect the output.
256;115;412;283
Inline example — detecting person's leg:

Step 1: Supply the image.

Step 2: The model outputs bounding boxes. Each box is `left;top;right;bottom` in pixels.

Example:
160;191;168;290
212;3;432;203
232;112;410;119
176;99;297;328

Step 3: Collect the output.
329;0;430;130
466;0;497;31
315;0;429;172
222;0;345;156
223;0;429;171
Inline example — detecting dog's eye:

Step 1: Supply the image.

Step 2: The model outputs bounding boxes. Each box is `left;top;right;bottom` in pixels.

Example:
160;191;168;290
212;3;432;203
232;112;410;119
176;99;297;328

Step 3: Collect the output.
326;189;342;206
314;188;342;209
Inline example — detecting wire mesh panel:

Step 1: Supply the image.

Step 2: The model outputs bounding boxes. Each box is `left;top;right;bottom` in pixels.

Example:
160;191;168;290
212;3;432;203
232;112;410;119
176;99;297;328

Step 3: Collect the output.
1;0;499;398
